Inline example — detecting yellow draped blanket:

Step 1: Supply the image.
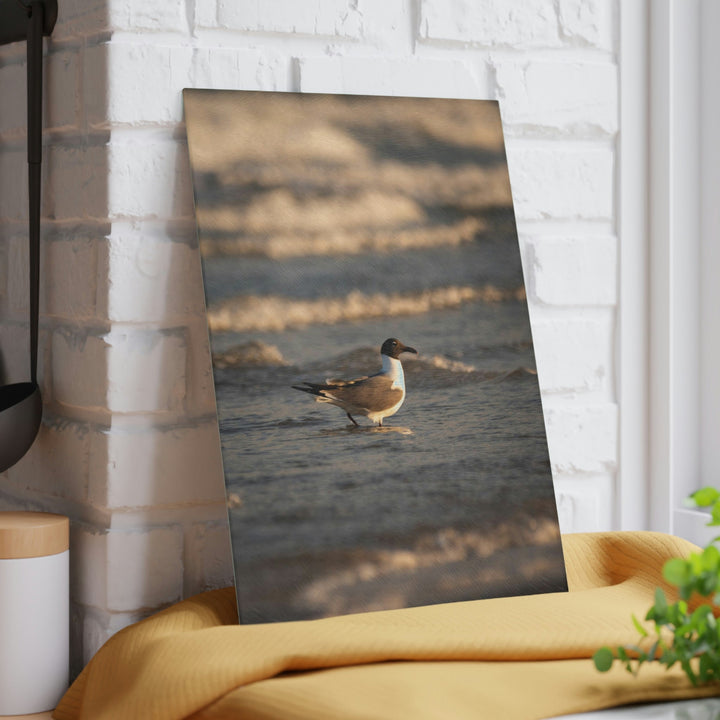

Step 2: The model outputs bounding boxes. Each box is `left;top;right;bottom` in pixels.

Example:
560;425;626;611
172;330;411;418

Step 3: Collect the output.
55;532;720;719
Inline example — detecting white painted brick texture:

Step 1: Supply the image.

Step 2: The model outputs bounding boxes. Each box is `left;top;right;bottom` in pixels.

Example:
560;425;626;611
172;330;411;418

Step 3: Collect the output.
0;0;620;668
298;56;487;98
528;236;617;306
420;0;613;50
495;61;617;136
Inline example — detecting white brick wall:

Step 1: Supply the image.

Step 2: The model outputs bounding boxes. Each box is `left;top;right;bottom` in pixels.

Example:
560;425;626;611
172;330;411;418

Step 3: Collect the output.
0;0;620;671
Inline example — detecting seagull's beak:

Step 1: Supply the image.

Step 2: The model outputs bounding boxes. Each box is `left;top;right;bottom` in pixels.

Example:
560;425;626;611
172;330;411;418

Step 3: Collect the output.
402;345;417;355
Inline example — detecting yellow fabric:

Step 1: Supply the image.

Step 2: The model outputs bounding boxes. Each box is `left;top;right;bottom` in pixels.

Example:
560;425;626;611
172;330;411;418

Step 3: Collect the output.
55;532;720;720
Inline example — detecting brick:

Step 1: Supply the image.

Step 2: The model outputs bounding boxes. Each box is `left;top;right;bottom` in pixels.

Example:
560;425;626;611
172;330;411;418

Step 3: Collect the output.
420;0;560;47
183;521;233;595
177;47;287;95
558;0;614;51
105;327;187;413
217;0;363;38
82;45;108;128
532;314;613;393
507;145;613;220
55;0;187;38
124;0;188;33
89;420;224;508
183;316;218;418
0;62;25;135
51;329;109;408
106;139;193;219
553;475;613;533
0;150;26;222
0;240;6;306
44;235;99;319
71;526;107;609
7;416;89;502
45;145;109;220
193;1;217;29
99;230;204;323
86;44;174;126
7;234;28;316
72;604;144;670
47;50;80;132
298;56;486;99
86;43;288;128
72;524;184;612
495;61;617;136
543;402;618;474
52;0;108;41
346;0;415;52
0;323;30;384
529;236;617;306
107;526;184;610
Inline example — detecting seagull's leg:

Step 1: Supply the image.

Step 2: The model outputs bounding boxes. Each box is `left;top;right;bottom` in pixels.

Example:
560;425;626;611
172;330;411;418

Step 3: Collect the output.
378;418;383;427
347;412;359;426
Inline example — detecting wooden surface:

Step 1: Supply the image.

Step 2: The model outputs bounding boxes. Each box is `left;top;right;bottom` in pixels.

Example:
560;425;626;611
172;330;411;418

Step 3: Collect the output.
0;512;69;559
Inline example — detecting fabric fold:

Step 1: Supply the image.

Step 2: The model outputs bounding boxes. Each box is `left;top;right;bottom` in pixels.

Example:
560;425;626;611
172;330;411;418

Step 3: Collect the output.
55;532;720;720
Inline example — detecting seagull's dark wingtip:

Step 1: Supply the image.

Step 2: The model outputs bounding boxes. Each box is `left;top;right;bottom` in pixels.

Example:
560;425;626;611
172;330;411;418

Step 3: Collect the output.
292;384;314;394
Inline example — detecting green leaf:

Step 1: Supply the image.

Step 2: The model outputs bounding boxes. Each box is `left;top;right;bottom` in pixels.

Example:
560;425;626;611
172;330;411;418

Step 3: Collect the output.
703;545;720;571
689;487;720;508
594;485;720;686
632;614;649;638
647;641;659;662
663;558;690;586
699;653;711;683
690;553;704;575
661;647;677;668
691;605;713;628
680;657;699;686
593;647;615;673
700;573;719;596
711;506;720;527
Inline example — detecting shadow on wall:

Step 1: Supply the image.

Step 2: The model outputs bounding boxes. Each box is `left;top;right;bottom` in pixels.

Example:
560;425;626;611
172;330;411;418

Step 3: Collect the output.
1;13;229;678
0;13;112;677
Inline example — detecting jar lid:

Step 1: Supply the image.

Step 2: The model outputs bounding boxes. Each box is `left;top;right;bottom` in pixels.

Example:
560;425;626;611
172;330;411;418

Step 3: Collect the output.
0;512;69;559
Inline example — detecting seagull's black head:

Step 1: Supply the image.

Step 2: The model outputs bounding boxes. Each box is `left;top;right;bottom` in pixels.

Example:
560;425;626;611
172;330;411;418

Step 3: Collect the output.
381;338;417;359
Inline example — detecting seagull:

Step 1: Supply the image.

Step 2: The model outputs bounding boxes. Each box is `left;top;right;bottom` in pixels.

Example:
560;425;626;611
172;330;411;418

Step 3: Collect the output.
292;338;418;427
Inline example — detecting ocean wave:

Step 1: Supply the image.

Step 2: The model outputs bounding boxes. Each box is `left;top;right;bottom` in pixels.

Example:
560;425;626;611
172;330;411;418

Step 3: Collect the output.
211;341;535;386
206;160;512;223
208;285;526;334
488;366;538;381
199;217;485;258
405;359;537;387
213;341;287;368
297;515;561;615
198;188;424;236
422;354;476;373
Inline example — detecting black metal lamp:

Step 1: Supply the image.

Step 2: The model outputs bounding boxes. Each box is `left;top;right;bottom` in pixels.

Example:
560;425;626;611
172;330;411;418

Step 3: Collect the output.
0;0;57;472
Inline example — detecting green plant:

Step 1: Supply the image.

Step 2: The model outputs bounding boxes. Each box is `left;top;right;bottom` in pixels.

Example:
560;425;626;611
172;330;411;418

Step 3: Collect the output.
593;487;720;685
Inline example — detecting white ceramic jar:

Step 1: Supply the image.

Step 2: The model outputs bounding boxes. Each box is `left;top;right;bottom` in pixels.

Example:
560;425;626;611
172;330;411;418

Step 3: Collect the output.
0;512;69;715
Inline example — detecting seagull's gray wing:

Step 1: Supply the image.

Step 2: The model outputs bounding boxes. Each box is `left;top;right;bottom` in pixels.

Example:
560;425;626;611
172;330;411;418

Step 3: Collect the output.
319;374;402;412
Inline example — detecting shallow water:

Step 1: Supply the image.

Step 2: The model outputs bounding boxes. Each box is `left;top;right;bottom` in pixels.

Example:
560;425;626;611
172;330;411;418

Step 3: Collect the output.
207;284;565;622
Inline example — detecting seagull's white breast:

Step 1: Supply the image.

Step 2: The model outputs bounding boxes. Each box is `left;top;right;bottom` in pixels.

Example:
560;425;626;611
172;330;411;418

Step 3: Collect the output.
381;355;405;391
